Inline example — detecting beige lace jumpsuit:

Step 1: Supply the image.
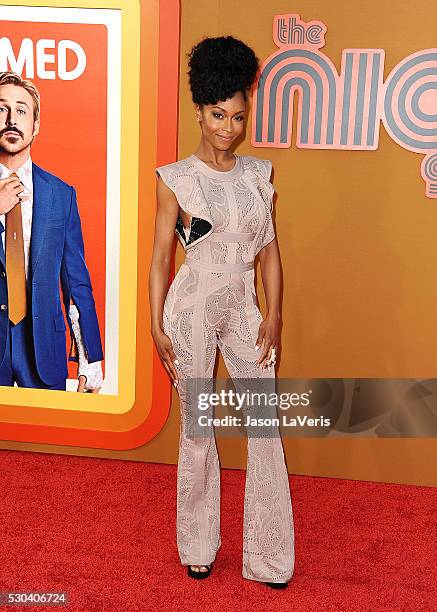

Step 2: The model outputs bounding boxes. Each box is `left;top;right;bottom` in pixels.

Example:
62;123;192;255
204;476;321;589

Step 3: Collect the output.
156;153;295;583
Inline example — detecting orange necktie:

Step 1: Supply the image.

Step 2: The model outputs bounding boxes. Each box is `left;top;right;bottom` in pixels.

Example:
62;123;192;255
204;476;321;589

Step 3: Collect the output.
5;172;27;325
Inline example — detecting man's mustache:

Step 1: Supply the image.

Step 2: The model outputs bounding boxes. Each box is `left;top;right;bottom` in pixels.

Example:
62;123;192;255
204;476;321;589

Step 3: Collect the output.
0;127;23;138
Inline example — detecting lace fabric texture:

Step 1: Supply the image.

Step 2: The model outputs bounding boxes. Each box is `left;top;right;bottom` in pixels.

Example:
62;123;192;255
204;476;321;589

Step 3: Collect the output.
156;154;295;582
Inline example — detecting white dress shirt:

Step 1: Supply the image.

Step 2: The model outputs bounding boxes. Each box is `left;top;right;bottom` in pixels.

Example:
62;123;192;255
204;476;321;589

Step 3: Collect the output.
0;155;33;280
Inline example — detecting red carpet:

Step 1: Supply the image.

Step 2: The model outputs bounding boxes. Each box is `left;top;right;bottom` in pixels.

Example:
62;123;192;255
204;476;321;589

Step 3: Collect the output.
0;449;435;611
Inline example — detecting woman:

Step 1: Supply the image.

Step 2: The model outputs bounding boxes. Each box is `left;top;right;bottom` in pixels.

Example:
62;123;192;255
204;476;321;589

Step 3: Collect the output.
149;36;295;588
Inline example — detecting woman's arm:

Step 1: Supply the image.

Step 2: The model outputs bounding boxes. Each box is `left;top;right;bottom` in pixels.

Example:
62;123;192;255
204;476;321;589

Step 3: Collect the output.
255;237;282;371
148;176;180;385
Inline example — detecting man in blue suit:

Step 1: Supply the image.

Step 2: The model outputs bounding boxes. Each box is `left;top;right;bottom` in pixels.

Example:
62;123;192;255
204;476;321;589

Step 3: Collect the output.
0;71;103;392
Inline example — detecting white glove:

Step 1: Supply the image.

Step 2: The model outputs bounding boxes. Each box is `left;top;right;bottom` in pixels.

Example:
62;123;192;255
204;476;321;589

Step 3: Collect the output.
69;304;103;391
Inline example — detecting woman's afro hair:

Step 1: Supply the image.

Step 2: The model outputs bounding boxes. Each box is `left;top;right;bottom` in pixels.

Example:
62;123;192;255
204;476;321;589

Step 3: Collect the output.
188;36;259;105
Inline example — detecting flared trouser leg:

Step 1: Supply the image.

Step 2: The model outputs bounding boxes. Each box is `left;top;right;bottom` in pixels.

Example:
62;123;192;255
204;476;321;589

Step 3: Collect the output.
218;290;295;583
173;376;221;566
242;436;295;582
163;278;221;567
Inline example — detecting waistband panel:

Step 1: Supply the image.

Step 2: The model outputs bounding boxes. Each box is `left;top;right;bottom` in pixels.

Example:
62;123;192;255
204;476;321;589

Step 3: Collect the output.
185;259;254;273
207;231;256;243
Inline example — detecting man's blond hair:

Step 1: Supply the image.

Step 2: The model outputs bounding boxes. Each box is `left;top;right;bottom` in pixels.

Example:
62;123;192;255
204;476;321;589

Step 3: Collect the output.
0;72;40;122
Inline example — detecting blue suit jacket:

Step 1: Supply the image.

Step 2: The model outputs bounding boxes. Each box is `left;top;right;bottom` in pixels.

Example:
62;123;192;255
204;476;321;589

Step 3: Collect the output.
0;164;103;386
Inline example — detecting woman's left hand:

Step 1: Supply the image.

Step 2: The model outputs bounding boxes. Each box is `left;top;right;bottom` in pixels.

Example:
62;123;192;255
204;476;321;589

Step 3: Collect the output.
255;313;281;372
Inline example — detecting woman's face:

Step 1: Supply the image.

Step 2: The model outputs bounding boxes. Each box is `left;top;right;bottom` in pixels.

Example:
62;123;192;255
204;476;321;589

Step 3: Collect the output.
195;90;246;151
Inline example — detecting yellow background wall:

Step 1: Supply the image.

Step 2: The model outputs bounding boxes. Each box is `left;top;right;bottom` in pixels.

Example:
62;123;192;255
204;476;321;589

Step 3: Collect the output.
178;0;437;379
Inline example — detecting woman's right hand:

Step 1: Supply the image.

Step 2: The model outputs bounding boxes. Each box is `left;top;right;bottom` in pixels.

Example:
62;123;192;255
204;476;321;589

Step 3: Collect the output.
152;328;179;387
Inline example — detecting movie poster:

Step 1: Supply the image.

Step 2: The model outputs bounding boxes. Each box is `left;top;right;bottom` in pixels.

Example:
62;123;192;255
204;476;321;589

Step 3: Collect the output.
0;5;121;395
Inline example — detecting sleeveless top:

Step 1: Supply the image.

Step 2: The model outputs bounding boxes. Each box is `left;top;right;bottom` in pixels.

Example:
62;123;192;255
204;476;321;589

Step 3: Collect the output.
155;154;276;265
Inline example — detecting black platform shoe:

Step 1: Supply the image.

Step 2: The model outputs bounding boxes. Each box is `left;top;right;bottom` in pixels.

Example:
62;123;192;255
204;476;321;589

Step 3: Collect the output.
187;564;212;579
264;581;288;589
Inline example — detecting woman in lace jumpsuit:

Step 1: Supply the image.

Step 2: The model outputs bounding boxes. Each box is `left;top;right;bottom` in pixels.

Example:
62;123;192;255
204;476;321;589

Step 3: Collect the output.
149;36;294;587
